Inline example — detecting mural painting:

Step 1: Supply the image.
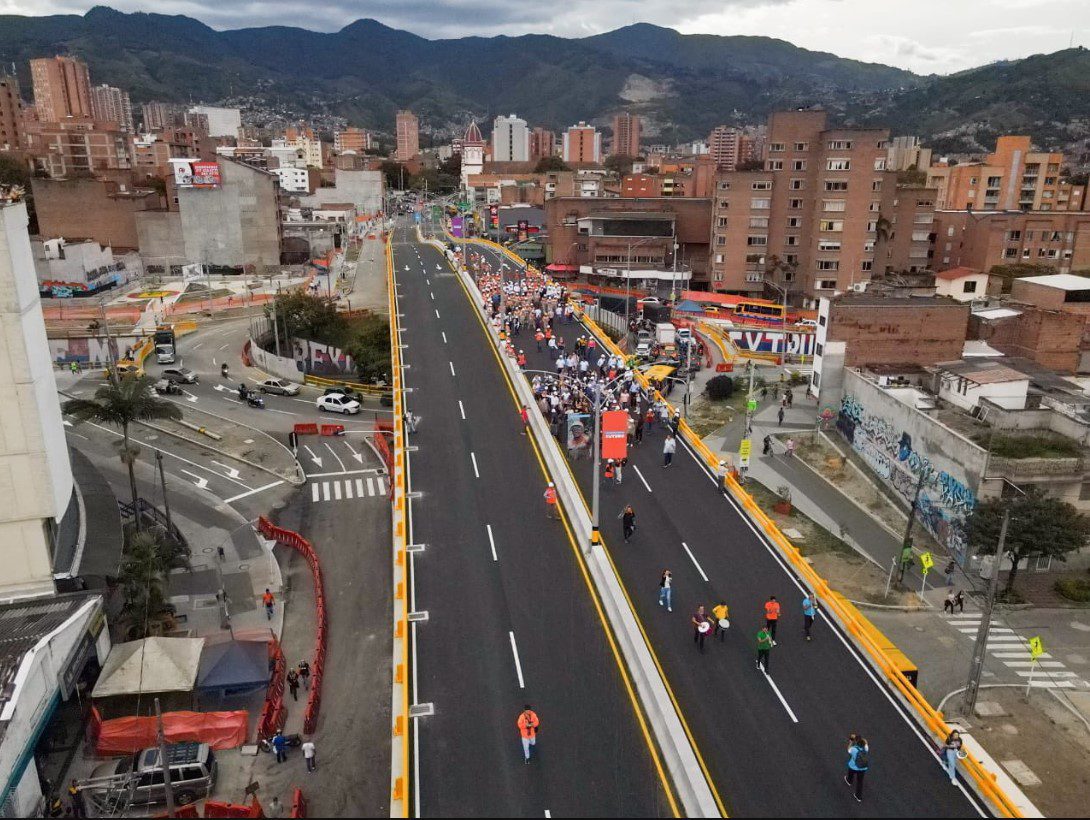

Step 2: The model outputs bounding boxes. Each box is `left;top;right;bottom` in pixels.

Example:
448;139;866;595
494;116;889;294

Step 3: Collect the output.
838;394;976;561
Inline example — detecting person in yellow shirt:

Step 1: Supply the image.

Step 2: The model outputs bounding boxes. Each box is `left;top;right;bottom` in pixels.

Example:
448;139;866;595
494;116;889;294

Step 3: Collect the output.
712;600;730;641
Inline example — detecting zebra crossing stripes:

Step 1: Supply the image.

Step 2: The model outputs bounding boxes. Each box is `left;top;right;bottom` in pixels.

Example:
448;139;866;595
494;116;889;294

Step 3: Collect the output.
310;475;387;503
948;615;1082;690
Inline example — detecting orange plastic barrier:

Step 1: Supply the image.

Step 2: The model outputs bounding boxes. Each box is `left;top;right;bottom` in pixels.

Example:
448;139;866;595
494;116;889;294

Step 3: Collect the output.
716;363;734;373
319;424;345;436
203;796;262;817
290;788;307;818
257;517;327;735
256;639;286;741
293;423;319;436
94;710;248;755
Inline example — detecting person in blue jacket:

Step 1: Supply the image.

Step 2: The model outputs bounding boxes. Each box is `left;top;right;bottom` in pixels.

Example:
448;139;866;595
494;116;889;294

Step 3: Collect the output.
844;733;870;803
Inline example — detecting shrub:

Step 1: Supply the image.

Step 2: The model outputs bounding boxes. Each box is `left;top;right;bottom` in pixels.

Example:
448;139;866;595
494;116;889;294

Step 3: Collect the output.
706;374;734;400
1055;576;1090;603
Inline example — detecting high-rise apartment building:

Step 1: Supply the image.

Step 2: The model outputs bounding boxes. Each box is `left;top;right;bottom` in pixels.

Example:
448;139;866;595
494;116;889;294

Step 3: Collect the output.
491;114;530;162
886;136;932;172
141;101;172;131
30;56;94;123
188;105;241;139
335;127;372;153
90;84;134;133
927;135;1087;212
25;119;131;178
611;112;641;157
709;110;908;300
529;128;556;162
396;110;420;162
0;75;25;151
562;122;601;164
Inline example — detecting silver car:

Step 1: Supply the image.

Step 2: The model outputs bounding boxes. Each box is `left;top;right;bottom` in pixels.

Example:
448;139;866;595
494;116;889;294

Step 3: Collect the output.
258;378;301;396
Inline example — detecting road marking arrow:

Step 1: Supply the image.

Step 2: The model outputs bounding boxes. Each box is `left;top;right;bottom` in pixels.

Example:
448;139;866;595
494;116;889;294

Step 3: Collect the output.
211;460;242;479
213;383;230;392
343;440;364;463
304;445;323;468
63;419;73;427
181;389;198;402
180;469;209;490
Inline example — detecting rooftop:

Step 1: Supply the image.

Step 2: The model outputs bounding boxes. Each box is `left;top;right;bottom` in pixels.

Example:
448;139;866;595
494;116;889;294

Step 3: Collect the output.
933;359;1027;385
935;266;983;281
1016;273;1090;291
832;293;963;308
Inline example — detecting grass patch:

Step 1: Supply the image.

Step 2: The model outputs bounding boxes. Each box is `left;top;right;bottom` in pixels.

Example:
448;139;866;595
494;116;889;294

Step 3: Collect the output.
1055;576;1090;603
687;392;746;437
743;480;856;558
175;287;232;303
975;433;1083;459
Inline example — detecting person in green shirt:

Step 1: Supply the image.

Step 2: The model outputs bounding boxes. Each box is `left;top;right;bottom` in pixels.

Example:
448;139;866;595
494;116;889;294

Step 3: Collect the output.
756;626;773;674
896;542;914;584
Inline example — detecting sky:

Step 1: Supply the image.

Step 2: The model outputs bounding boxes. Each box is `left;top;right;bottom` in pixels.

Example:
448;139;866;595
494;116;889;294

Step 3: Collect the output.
1;0;1088;75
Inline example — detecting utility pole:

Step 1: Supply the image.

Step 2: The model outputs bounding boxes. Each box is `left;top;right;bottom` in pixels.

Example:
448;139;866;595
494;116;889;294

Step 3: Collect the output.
155;451;173;536
590;390;602;553
962;509;1010;716
155;698;176;818
898;470;927;582
271;300;281;358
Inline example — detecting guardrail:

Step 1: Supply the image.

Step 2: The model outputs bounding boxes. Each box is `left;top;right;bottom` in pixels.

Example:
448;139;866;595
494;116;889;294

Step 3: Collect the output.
304;373;392;397
387;232;412;818
574;308;1023;818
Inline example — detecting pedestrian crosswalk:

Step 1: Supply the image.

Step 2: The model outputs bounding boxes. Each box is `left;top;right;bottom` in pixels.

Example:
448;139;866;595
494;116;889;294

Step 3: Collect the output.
947;614;1083;689
310;476;387;503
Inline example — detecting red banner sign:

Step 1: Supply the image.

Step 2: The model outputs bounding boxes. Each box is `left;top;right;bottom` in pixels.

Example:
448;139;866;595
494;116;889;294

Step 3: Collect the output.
601;410;629;461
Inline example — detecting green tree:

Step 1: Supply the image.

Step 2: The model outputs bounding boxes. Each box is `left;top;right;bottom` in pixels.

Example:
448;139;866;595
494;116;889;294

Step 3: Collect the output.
967;488;1090;596
0;154;37;232
267;291;348;346
63;376;184;518
381;160;405;190
533;156;571;173
604;153;636;176
117;530;174;639
344;313;392;382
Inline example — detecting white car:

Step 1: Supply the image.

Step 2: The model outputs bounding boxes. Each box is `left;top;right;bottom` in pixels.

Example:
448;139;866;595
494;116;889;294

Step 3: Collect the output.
316;393;361;415
796;318;819;329
258;378;301;396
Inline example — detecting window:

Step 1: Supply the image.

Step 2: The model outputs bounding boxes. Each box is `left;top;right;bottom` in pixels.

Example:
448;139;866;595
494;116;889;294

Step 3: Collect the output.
818;240;841;251
871;179;883;192
716;235;726;246
816;343;824;356
861;260;873;272
792;160;807;171
812;371;820;388
874;158;887;171
828;140;853;150
787;217;802;228
768;160;784;170
1004;248;1019;258
963;280;978;294
819;219;843;232
1007;230;1021;241
823;199;846;212
749;217;769;229
867;220;878;232
747;235;768;246
714;253;723;264
790;179;805;190
751;197;771;209
716;198;729;209
794;142;808;151
716;217;728;228
818;314;826;326
717;181;731;191
817;279;838;290
752;180;773;190
869;201;881;212
786;254;799;265
827;159;851;171
770;142;785;152
817;260;840;271
913;214;933;224
911;231;930;242
786;235;799;246
789;199;803;209
824;180;848;191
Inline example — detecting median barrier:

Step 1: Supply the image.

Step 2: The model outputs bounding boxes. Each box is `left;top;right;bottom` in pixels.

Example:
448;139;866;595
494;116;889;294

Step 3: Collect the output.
294;423;319;436
290;788;307;818
319;424;345;436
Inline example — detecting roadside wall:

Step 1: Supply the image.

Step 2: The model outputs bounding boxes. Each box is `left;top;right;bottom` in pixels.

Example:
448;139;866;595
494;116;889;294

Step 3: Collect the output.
838;369;984;561
249;337;304;382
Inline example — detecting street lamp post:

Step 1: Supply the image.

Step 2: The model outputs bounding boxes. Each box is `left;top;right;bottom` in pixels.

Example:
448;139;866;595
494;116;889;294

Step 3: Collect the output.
763;277;790;376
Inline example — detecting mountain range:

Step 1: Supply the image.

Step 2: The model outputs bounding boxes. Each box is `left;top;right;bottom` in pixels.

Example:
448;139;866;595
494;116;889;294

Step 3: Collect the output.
1;6;1088;158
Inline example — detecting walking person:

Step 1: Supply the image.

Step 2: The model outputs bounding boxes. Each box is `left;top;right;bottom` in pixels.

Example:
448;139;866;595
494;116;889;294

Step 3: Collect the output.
943;589;957;615
712;600;730;641
67;780;85;819
802;593;816;641
302;738;317;773
785;438;796;458
517;705;540;763
663;433;676;468
763;434;772;456
520;405;530;435
616;457;625;485
286;668;300;702
756;625;773;673
764;595;781;645
272;730;288;764
544;482;560;519
940;730;963;785
263;588;275;620
692;605;711;653
658;569;673;611
620;505;636;542
944;559;957;588
844;734;870;803
954;589;966;613
778;406;785;427
298;660;311;691
634;412;645;444
604;460;616;484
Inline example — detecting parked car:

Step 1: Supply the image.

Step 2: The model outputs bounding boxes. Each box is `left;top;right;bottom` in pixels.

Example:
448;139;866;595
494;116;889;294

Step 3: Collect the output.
153;379;182;395
317;393;361;415
796;318;819;329
160;367;198;384
258;378;301;396
323;385;365;404
103;361;144;380
86;742;216;809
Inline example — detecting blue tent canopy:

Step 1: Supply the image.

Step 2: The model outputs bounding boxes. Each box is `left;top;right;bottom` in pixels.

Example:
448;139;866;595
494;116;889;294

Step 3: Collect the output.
196;640;270;694
674;300;706;313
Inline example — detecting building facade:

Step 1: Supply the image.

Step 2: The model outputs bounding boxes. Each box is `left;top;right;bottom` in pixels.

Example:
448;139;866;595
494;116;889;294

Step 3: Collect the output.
30;57;93;123
707;126;758;171
492;114;530;163
611;113;641;157
529;127;556;162
24;120;130;178
873;184;937;275
90;84;133;133
33;177;161;250
188;105;241;139
562;122;601;164
334;127;372;153
0;76;25;152
395;110;420;162
460;122;485;190
886;136;932;172
933;210;1090;273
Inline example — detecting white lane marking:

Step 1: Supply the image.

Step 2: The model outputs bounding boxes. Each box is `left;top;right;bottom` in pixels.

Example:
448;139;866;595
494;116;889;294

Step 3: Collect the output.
449;361;456;377
459;400;466;420
430;292;434;300
356;478;365;496
304;468;382;478
304;445;323;468
344;479;354;499
333;480;342;500
993;651;1052;659
343;439;364;464
1002;661;1066;668
219;344;229;350
762;671;799;723
267;408;298;417
211;460;241;479
312;482;320;502
322;482;331;502
325;442;347;472
442;332;448;344
682;541;709;582
223;481;284;504
486;524;498;562
180;469;210;490
435;309;441;319
377;476;386;494
367;477;375;495
192;343;203;350
633;464;653;493
1016;670;1079;679
545;813;551;819
509;631;526;689
471;452;480;478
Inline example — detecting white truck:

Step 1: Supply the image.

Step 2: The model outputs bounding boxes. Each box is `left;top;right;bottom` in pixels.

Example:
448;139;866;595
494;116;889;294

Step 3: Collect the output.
635;329;653;358
654;322;676;345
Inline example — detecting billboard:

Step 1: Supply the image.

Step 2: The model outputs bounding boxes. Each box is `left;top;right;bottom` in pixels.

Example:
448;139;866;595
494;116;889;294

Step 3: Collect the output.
450;216;464;238
172;159;222;188
601;410;629;461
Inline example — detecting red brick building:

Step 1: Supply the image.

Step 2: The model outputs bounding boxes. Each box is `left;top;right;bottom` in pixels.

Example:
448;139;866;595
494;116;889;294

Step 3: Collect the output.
31;176;163;249
933;210;1090;274
969;304;1085;373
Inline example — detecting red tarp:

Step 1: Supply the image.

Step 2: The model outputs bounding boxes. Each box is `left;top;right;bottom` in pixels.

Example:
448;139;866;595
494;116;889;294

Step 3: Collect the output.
95;710;248;756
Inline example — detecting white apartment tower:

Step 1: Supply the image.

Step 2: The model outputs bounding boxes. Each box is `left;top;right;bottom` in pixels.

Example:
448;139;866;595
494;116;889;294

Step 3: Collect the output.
491;114;530;162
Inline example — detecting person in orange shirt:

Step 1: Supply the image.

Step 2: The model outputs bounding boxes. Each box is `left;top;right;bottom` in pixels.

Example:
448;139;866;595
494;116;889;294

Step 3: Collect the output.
262;588;275;620
764;595;781;646
517;705;540;763
543;483;559;519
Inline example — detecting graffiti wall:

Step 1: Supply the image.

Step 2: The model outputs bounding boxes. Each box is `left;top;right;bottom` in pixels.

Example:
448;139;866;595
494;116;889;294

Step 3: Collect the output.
837;370;986;561
728;329;816;357
293;340;355;377
49;335;141;365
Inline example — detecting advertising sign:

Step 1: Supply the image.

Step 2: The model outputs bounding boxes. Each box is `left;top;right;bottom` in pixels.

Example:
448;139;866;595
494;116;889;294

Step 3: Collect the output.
172;159;221;188
517;219;529;242
739;438;752;467
566;412;591;457
450;216;464;238
601;410;630;461
489;204;499;228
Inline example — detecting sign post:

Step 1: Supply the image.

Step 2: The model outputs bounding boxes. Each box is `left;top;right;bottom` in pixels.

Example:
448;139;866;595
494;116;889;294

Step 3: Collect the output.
919;551;934;602
1026;636;1045;698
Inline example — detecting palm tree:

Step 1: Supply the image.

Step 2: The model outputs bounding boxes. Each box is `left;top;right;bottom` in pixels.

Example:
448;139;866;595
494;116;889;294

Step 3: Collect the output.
63;375;183;522
118;531;172;639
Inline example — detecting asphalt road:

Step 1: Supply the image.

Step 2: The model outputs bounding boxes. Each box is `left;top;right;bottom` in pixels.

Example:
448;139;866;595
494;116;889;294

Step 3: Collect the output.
395;225;673;817
466;240;990;818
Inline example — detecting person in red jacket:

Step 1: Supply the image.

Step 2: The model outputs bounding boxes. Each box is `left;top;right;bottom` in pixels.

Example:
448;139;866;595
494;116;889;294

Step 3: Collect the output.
764;595;781;646
517;705;540;763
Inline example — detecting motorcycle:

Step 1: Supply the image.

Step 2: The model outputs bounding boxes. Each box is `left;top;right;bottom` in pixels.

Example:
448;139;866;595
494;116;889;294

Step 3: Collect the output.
245;393;265;409
258;733;302;753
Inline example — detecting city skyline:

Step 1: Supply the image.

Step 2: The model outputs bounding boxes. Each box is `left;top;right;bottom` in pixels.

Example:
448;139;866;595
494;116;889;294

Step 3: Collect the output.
0;0;1087;74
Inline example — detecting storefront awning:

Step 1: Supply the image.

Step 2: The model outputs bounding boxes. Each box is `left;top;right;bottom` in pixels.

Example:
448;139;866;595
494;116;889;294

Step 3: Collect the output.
546;263;578;272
